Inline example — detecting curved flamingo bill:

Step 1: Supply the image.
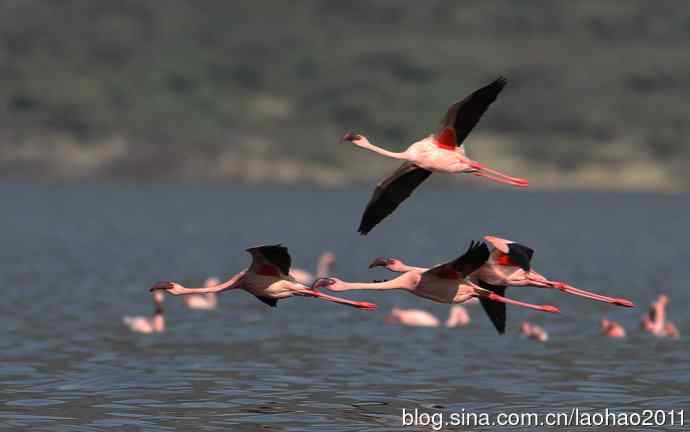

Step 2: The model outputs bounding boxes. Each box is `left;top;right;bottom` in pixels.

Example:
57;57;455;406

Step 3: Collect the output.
150;281;172;292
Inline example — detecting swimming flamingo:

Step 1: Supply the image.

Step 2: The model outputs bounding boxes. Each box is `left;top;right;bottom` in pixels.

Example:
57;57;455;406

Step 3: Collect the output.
290;252;336;286
183;277;219;310
123;290;166;334
520;321;548;342
446;305;471;327
642;294;679;339
385;307;441;327
315;241;559;334
384;305;470;328
151;244;376;310
343;77;528;234
601;318;626;338
370;235;634;308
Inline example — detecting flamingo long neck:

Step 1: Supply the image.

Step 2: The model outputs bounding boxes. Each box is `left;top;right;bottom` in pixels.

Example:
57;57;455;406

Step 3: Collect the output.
359;139;408;161
180;271;245;294
391;262;427;273
340;275;413;291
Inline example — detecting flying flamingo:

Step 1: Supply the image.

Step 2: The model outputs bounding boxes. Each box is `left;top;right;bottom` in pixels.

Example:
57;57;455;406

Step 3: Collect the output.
370;235;634;308
183;277;220;310
151;244;376;311
290;252;336;286
314;241;559;334
601;319;626;338
642;294;679;339
343;77;528;235
123;290;166;334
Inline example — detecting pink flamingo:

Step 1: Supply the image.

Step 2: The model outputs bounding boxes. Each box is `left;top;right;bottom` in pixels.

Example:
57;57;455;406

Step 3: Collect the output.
151;244;376;310
343;77;528;235
601;319;626;338
384;305;471;328
315;241;559;334
290;252;336;286
446;305;471;328
370;235;634;308
520;321;548;342
122;291;166;334
385;307;441;327
642;294;680;339
183;277;220;310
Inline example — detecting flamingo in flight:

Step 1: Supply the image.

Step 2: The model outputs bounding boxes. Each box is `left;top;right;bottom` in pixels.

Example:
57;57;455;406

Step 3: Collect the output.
314;241;559;334
368;236;634;332
344;77;528;235
151;244;376;311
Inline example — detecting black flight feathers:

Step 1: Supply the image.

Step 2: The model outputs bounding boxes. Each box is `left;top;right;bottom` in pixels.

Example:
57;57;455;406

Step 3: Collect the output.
506;243;534;271
246;244;292;275
450;240;491;277
358;163;432;235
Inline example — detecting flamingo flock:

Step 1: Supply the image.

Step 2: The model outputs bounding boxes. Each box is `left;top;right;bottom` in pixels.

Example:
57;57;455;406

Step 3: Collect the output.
124;76;681;342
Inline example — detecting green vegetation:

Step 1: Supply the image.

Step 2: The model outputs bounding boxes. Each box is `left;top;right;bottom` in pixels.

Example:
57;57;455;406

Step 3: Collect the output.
1;1;688;188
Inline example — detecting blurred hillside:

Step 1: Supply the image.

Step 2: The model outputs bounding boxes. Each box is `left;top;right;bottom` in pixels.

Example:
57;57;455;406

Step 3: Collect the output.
1;1;688;189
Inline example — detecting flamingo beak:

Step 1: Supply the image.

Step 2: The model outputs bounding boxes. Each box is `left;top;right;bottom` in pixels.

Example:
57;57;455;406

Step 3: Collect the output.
311;277;334;291
150;281;172;292
342;132;361;142
369;257;389;269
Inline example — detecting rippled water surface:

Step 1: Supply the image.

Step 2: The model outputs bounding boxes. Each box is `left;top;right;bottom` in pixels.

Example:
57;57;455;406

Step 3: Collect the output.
1;184;689;431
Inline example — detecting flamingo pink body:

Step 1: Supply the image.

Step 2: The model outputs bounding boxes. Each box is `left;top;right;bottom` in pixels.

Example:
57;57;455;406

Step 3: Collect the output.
385;307;441;327
123;291;166;334
601;319;626;338
183;277;220;310
445;305;471;328
384;305;471;328
151;245;376;311
520;321;548;342
642;294;680;339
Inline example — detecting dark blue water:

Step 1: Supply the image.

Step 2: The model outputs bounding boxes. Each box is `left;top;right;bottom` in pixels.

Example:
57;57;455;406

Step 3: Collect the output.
1;184;689;431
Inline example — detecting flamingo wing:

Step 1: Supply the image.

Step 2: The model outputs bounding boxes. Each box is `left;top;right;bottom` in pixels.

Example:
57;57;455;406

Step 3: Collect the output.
477;280;507;334
246;244;292;276
436;77;507;149
426;241;490;279
358;162;432;235
506;243;534;271
485;236;534;271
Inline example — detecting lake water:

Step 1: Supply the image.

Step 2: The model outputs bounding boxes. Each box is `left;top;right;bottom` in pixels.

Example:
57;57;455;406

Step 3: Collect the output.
1;184;689;431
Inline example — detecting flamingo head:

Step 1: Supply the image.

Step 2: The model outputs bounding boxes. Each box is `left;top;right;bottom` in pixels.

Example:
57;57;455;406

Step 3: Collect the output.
368;257;404;271
342;132;369;147
311;277;347;292
150;281;185;295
